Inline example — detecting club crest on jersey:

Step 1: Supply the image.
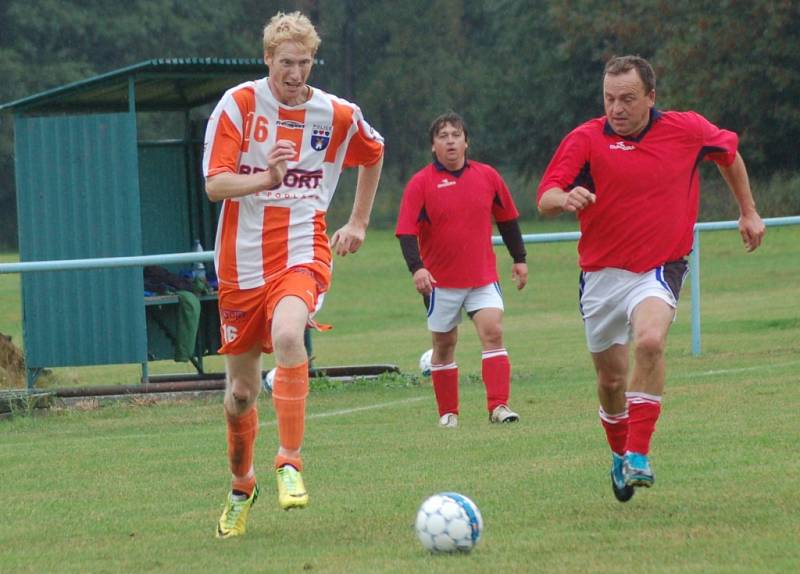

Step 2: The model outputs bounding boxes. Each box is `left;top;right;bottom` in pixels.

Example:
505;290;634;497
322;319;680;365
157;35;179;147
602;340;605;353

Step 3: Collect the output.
311;124;332;151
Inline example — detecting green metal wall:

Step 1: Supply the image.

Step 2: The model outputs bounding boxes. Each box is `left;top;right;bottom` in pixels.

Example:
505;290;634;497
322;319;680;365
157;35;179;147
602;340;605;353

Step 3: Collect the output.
138;140;218;257
15;113;147;367
138;143;192;256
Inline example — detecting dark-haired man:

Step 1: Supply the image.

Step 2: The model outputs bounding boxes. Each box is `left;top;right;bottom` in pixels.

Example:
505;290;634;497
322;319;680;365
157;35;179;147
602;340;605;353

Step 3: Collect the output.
396;112;528;428
538;55;764;501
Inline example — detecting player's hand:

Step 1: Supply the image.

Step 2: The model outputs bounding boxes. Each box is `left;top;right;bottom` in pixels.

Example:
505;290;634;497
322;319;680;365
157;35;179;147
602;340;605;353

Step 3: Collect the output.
330;221;367;256
413;268;436;296
511;263;528;290
562;186;596;212
267;140;296;188
739;211;765;252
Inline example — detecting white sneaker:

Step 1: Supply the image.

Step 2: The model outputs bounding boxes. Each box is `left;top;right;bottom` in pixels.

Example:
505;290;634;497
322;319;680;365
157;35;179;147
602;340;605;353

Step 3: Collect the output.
490;404;519;423
438;413;458;428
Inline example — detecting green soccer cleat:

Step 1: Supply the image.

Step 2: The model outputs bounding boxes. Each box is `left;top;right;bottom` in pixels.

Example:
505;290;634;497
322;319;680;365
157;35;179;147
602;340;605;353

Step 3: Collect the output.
611;452;635;502
216;484;259;539
276;465;308;510
624;451;655;488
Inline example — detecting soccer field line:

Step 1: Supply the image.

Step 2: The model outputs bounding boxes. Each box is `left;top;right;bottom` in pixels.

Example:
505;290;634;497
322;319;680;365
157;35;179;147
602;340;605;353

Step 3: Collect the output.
1;359;796;449
260;395;428;428
671;359;800;379
0;395;430;449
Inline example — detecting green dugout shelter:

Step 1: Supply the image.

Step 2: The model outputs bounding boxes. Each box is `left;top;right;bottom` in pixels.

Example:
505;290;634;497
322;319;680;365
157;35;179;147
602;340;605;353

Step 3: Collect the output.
0;58;266;386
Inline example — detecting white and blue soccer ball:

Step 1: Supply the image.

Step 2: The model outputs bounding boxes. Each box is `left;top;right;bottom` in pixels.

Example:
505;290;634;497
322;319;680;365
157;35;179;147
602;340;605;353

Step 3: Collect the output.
419;349;433;377
262;368;276;392
415;492;483;553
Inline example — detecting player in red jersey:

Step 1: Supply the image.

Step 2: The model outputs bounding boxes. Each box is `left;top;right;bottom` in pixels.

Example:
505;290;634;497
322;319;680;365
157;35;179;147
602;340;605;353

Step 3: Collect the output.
204;11;383;538
537;55;765;501
396;112;528;428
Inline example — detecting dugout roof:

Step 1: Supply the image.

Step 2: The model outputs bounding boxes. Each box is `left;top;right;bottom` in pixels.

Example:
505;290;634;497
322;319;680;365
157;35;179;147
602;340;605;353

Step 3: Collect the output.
0;58;267;114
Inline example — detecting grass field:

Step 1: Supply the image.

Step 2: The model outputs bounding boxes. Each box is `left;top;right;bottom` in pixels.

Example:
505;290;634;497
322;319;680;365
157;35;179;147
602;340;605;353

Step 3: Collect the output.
1;223;799;573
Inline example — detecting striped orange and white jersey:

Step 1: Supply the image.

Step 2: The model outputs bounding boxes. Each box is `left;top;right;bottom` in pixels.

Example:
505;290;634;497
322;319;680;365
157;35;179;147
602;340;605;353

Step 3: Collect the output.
203;78;384;290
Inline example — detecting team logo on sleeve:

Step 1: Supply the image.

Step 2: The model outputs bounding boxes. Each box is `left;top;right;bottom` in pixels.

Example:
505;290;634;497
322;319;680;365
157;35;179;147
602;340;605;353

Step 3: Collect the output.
311;124;332;151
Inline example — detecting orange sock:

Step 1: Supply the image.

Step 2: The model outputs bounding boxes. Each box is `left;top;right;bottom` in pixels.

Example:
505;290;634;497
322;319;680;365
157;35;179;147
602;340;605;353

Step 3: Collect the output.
226;407;258;496
272;361;308;471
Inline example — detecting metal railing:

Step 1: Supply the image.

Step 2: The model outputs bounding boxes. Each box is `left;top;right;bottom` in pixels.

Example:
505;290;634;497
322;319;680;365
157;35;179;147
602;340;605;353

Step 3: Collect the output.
493;215;800;356
1;216;798;362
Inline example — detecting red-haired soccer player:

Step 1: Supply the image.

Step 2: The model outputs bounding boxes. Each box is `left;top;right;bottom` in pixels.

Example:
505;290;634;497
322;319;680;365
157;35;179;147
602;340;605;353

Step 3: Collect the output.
396;112;528;429
538;55;764;502
203;11;383;537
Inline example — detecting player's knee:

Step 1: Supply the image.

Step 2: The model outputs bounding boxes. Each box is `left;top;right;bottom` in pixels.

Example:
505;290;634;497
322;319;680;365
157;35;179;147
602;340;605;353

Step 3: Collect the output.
635;330;667;357
597;374;626;394
480;324;504;348
272;326;305;357
227;383;257;412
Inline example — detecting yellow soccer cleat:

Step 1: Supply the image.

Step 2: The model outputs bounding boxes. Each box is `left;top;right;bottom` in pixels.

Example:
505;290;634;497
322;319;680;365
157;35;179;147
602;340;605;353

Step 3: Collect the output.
276;465;308;510
216;484;259;539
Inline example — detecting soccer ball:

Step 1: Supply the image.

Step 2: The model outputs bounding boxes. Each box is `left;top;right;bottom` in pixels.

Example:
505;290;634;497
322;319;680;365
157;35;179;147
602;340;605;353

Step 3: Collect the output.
262;368;276;392
419;349;433;377
415;492;483;553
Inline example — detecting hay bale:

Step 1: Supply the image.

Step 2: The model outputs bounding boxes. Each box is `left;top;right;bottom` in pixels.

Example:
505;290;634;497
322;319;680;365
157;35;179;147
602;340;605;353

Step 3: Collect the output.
0;334;26;388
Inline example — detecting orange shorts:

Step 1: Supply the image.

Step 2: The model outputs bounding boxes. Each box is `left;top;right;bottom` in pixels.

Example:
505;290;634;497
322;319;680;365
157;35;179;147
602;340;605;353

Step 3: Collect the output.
217;264;331;355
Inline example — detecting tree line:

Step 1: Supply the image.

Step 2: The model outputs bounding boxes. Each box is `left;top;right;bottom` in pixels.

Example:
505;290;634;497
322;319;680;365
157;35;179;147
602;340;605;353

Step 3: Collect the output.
1;0;798;246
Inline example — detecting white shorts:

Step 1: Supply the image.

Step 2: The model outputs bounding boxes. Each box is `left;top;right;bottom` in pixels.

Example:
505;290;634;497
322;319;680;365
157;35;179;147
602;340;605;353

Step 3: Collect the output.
579;261;688;353
426;282;504;333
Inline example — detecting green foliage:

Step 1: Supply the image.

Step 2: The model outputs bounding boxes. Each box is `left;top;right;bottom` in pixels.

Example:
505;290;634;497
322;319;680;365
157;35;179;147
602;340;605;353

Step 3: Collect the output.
700;167;800;220
1;0;799;248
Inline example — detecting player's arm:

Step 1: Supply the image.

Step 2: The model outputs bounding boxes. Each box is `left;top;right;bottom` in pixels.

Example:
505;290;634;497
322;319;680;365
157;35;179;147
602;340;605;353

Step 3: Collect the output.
496;219;528;290
205;140;296;202
537;129;595;216
538;186;596;216
716;152;765;252
331;155;384;256
398;234;436;296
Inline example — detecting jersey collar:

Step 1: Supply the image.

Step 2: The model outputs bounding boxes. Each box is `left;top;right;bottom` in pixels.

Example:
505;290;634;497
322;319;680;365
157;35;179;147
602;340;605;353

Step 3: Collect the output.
433;158;469;177
603;109;663;142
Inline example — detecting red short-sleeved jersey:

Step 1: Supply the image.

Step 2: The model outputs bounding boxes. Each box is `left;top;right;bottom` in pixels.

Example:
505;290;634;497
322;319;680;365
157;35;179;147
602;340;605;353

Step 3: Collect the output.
395;160;519;288
537;110;738;273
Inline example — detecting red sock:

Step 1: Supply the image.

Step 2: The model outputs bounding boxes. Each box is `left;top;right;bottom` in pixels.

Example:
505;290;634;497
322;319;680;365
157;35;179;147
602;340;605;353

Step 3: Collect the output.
226;407;258;496
625;392;662;455
431;363;458;416
272;361;309;471
482;349;510;412
599;407;628;456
